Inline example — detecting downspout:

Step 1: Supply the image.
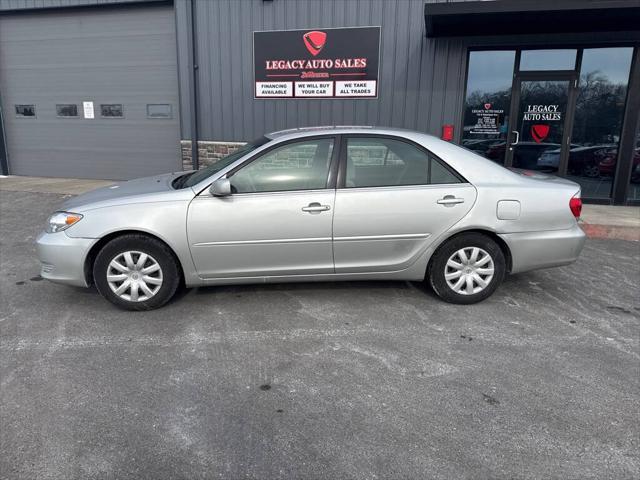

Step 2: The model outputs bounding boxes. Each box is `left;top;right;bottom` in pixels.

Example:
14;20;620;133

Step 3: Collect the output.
0;90;9;175
189;0;199;170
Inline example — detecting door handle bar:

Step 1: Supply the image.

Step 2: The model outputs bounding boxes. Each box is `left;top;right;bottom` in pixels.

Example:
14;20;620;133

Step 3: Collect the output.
512;130;520;145
437;197;465;205
302;204;330;212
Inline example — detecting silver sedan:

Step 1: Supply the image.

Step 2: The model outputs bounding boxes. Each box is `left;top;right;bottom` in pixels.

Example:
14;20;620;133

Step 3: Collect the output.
36;127;586;310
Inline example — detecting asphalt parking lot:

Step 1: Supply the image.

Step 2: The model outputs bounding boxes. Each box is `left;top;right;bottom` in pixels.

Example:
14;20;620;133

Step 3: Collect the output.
1;190;639;480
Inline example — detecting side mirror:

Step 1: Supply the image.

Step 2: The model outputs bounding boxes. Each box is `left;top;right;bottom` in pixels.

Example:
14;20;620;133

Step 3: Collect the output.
210;177;231;197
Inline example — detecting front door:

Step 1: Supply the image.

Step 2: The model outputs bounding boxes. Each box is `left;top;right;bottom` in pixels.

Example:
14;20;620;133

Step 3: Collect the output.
506;75;577;173
187;137;338;279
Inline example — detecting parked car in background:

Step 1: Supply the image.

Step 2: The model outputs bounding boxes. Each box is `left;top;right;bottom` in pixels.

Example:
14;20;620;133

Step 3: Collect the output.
598;147;640;180
461;138;503;156
486;141;561;170
36;127;586;310
538;145;615;177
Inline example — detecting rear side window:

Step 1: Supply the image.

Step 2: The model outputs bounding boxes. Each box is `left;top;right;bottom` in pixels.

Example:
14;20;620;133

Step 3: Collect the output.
344;137;461;188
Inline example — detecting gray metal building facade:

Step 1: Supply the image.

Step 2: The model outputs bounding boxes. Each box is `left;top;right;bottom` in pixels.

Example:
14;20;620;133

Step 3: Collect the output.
1;0;639;204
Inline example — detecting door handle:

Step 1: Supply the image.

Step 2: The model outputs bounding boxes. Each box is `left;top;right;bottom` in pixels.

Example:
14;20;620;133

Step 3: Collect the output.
511;130;520;145
437;195;465;206
302;202;330;213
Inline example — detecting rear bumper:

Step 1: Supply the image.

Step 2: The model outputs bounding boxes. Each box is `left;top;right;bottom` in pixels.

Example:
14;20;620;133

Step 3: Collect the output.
499;224;586;274
35;231;97;287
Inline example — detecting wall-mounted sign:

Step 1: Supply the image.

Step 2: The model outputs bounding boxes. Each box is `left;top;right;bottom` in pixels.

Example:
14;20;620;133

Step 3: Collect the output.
83;101;94;119
469;103;504;135
253;26;380;99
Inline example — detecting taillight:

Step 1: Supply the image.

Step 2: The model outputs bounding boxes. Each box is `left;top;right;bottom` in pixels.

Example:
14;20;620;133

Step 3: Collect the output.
569;196;582;219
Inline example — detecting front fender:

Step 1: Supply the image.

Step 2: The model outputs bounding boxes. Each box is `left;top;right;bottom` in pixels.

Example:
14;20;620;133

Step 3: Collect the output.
64;200;201;286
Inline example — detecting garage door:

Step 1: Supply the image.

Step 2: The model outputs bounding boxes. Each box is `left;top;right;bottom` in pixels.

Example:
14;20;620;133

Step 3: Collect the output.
0;5;181;180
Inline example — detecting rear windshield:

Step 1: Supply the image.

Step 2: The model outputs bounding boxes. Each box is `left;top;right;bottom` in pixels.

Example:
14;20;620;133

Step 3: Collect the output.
181;137;270;188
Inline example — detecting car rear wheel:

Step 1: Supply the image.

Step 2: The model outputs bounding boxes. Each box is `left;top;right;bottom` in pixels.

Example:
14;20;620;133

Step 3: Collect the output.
428;233;506;304
93;234;180;310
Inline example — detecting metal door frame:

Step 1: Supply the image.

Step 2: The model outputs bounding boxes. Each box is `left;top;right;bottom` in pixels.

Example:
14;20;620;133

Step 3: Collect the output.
505;70;579;175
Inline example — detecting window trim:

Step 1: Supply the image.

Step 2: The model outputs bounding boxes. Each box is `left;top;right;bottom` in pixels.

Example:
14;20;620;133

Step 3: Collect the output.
100;103;124;119
55;104;79;118
225;134;341;195
15;104;36;118
337;134;467;190
146;103;173;119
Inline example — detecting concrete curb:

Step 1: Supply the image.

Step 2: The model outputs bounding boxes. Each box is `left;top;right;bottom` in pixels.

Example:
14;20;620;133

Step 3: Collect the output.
579;223;640;242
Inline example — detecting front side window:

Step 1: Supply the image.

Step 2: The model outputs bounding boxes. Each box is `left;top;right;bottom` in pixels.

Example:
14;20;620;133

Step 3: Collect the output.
15;105;36;117
345;137;460;188
230;138;334;193
56;104;78;117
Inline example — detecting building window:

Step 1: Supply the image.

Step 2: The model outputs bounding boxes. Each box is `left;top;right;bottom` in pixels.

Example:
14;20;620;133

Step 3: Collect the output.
146;104;172;119
100;104;123;118
461;50;516;163
56;104;78;117
15;104;36;118
569;47;633;199
519;49;577;71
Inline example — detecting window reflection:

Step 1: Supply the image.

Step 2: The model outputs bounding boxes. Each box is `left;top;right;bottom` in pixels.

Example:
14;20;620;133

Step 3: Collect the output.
515;80;570;171
520;49;577;71
628;125;640;201
569;47;633;199
461;50;515;164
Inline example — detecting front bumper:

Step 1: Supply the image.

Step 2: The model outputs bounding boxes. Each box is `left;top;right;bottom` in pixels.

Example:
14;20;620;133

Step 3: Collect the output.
35;231;97;287
499;223;586;274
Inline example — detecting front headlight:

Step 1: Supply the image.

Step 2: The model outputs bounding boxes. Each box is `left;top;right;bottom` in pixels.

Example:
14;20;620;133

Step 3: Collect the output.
46;211;83;233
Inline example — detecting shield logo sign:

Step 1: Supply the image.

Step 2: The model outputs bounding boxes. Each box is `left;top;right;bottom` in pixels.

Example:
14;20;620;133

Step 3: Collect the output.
531;124;550;143
303;31;327;56
484;103;492;110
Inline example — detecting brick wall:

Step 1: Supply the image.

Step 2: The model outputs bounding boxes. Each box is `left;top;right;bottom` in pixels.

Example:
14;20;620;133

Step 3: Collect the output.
181;140;246;170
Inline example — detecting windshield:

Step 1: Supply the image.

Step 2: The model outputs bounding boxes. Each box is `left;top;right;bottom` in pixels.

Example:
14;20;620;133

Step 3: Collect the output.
181;136;270;188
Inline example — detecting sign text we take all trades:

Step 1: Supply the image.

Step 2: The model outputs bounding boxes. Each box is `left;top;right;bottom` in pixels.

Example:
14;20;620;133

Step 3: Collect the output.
254;26;380;99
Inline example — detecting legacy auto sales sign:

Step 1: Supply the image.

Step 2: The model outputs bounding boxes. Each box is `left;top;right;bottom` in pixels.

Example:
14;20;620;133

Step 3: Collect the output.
253;26;381;99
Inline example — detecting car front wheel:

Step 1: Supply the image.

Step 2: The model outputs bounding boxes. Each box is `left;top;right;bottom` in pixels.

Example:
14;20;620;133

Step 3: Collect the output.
93;234;180;310
428;233;506;304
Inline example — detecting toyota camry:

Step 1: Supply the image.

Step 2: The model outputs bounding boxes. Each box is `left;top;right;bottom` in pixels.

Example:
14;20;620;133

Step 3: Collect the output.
36;127;586;310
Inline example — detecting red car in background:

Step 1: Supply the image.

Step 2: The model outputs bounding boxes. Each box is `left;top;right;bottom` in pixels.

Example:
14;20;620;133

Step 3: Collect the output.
598;147;640;182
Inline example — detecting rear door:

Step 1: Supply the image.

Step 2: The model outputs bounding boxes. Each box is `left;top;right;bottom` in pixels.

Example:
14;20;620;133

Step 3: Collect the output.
332;135;476;273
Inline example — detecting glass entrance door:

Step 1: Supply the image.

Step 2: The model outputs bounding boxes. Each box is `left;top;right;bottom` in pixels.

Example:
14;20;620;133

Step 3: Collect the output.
506;77;575;172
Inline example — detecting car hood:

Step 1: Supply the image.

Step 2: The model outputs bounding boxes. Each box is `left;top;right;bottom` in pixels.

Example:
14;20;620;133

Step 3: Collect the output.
61;172;186;211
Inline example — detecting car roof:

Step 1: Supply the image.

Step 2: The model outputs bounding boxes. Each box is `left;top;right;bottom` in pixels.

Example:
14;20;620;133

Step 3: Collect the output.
265;125;417;139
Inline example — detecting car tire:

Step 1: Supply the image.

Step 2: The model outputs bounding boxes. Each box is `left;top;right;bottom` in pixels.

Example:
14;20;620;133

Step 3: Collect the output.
428;233;506;305
93;234;181;311
582;164;600;178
